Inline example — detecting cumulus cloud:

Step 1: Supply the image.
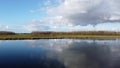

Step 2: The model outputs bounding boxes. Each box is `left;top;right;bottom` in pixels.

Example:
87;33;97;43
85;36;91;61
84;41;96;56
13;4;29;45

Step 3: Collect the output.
47;0;120;25
25;21;120;32
25;17;74;32
26;0;120;32
25;21;50;32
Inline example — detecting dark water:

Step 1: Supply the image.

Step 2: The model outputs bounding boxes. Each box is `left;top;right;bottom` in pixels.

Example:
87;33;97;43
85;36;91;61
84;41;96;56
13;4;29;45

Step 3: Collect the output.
0;39;120;68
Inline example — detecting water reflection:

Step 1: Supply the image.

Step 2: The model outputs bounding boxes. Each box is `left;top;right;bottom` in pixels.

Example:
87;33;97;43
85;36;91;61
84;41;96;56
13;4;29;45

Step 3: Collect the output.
0;39;120;68
26;39;120;68
0;40;5;43
26;39;73;52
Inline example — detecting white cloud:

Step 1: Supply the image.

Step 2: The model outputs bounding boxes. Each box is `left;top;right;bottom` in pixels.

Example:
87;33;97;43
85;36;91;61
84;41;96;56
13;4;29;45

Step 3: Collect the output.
24;21;49;32
0;24;9;31
26;0;120;32
46;0;120;25
24;18;73;32
96;23;120;31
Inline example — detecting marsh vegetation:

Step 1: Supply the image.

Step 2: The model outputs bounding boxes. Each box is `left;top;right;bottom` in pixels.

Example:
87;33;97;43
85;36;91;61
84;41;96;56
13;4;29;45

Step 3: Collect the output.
0;31;120;40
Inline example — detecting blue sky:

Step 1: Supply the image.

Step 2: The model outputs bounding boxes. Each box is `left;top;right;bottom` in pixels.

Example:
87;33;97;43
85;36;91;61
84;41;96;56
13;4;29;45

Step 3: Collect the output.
0;0;120;32
0;0;45;24
0;0;50;32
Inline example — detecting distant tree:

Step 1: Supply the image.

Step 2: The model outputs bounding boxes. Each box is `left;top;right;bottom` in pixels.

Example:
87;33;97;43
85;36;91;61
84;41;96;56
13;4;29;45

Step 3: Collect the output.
31;31;120;36
0;31;16;35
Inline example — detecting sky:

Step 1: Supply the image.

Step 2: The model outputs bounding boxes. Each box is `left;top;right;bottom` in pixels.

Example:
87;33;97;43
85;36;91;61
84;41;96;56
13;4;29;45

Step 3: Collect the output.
0;0;120;33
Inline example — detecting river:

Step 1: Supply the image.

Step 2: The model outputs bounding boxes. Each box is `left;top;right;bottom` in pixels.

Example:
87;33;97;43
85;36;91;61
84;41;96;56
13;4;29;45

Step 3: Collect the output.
0;39;120;68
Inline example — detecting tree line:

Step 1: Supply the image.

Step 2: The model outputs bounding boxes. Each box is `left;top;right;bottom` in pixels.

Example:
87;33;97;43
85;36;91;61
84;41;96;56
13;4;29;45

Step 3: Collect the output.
31;31;120;36
1;31;120;35
0;31;16;35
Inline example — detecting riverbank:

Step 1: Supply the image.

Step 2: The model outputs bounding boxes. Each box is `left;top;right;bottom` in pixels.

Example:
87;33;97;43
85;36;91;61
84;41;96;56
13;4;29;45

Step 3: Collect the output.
0;34;120;40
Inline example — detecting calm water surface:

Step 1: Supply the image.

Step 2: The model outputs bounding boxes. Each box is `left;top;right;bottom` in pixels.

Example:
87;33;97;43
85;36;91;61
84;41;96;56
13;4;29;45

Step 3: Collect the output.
0;39;120;68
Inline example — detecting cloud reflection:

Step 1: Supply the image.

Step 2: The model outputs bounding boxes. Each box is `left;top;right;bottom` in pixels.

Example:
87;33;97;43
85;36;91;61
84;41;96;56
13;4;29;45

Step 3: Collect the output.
0;40;5;44
26;39;120;68
26;39;74;52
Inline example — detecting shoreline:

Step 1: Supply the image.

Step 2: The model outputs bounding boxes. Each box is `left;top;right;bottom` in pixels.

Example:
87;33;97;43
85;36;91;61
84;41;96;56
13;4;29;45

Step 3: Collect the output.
0;35;120;40
1;31;120;40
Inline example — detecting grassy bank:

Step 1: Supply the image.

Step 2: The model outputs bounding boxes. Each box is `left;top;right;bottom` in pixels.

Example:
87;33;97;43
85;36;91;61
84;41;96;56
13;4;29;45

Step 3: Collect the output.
0;31;120;40
0;34;120;40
